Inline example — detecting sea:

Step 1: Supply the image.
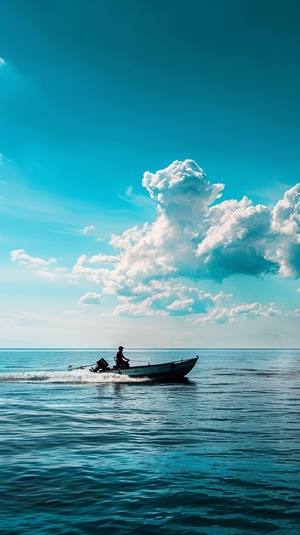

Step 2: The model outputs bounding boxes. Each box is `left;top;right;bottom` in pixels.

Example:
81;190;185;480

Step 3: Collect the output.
0;348;299;535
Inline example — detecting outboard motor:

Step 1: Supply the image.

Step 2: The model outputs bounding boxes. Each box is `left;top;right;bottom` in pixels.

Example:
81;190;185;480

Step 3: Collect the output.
90;358;109;373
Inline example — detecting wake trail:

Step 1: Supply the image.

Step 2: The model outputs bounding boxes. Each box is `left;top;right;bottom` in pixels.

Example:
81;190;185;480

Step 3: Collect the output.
0;369;148;384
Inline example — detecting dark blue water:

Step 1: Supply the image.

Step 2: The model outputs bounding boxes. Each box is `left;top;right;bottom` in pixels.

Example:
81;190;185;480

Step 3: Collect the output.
0;349;299;534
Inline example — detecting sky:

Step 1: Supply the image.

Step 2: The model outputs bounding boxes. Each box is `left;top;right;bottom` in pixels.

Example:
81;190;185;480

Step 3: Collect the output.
0;0;300;348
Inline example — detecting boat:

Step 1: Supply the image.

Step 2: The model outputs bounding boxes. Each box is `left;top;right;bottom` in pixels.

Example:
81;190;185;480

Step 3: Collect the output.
89;356;199;381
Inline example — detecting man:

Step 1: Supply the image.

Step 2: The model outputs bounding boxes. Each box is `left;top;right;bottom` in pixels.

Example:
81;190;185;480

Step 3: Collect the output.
115;346;130;368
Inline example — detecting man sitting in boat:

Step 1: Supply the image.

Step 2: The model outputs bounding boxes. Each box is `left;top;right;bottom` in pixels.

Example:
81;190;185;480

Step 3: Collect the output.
115;346;130;369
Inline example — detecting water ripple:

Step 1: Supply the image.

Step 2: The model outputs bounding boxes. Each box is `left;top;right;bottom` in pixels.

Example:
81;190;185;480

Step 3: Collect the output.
1;349;299;534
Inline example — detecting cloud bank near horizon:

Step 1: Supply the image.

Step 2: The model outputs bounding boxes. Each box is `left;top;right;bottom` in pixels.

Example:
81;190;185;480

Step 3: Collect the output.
11;160;300;320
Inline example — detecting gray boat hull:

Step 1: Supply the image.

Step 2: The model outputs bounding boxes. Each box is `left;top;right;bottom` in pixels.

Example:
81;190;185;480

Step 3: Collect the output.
91;356;199;381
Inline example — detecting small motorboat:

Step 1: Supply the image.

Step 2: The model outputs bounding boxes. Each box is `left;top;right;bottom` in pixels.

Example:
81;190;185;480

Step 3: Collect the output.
89;356;199;381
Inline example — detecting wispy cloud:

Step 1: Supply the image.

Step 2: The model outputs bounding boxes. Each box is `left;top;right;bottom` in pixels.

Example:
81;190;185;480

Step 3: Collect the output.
82;225;95;235
120;185;156;209
0;309;49;330
11;249;57;267
194;302;281;324
0;57;5;66
10;249;73;282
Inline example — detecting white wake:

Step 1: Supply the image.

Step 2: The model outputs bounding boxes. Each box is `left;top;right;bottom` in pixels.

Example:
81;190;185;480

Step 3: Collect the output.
0;368;148;384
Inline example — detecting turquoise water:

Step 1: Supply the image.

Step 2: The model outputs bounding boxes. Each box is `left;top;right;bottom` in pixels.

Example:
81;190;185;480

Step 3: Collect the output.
0;349;299;534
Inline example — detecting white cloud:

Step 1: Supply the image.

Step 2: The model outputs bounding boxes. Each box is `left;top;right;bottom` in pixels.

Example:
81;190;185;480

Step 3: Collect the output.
36;267;70;280
102;160;280;287
270;184;300;277
11;249;57;267
0;57;5;66
66;160;300;316
78;292;103;305
196;302;281;324
72;254;112;285
10;160;300;319
82;225;95;235
0;309;49;329
10;249;76;283
142;160;224;224
108;282;231;317
121;185;156;209
88;253;119;264
194;198;275;280
36;269;60;280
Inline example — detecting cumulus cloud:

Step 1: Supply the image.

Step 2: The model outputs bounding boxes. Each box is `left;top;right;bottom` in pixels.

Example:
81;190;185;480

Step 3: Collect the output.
68;159;300;317
78;292;103;305
103;160;281;285
10;160;300;320
109;283;231;317
195;197;277;280
270;184;300;277
0;57;5;66
142;159;224;225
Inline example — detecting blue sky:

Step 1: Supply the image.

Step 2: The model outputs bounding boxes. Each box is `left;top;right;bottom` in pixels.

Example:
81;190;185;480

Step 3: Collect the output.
0;0;299;348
